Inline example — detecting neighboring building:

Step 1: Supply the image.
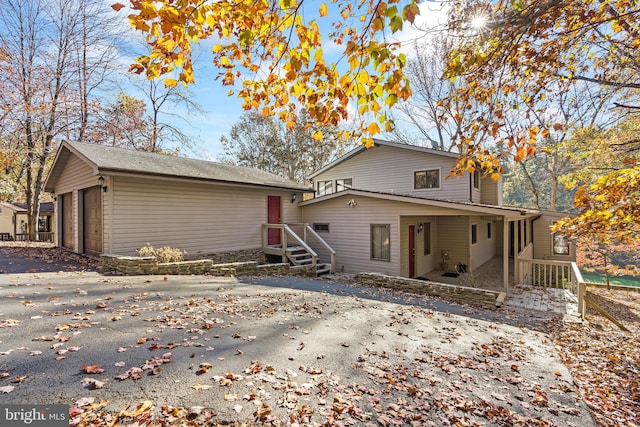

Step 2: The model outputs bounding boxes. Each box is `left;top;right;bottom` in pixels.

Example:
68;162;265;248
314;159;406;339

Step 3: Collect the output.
44;139;576;290
0;201;55;242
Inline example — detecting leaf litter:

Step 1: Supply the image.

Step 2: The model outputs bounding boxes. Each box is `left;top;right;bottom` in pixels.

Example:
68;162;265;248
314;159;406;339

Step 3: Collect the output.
0;245;635;426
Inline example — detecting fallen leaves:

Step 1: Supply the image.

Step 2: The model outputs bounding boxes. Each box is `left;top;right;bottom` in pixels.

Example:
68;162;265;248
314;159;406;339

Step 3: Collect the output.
82;364;104;374
552;287;640;427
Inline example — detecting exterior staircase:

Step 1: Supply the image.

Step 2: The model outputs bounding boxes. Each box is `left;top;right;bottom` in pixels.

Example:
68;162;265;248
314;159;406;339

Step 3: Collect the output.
285;246;332;276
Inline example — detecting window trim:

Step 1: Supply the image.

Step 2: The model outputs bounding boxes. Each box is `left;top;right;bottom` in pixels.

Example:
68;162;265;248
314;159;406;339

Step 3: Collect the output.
413;168;441;190
336;178;353;192
471;223;478;245
370;224;391;262
316;180;333;196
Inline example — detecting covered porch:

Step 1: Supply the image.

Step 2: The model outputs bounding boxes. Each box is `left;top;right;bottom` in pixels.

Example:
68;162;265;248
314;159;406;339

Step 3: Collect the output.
400;213;539;293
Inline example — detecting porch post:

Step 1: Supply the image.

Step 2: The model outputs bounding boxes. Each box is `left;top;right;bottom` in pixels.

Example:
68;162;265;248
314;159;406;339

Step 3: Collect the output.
503;219;509;292
513;220;520;285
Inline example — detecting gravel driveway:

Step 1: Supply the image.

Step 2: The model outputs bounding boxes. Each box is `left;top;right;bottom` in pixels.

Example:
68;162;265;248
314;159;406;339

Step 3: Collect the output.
0;246;595;426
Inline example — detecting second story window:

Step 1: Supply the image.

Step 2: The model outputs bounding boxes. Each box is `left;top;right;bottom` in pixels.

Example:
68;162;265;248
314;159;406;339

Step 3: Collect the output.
317;180;333;196
336;178;352;192
414;169;440;190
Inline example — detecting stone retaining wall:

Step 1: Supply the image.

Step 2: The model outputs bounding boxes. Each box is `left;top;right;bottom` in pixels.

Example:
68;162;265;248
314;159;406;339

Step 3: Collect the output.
185;248;265;265
99;255;315;277
356;273;506;309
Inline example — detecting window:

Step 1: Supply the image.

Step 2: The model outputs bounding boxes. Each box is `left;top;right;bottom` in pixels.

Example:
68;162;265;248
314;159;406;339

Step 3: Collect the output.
414;169;440;190
313;223;330;232
487;222;492;239
553;233;570;255
471;224;478;244
316;180;333;196
473;170;480;189
336;178;352;192
38;216;50;233
371;224;390;261
423;223;431;256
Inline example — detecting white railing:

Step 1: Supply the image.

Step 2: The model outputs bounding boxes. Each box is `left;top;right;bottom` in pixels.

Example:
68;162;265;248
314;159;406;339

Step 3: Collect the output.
517;257;587;318
303;224;336;273
264;223;339;272
518;258;576;291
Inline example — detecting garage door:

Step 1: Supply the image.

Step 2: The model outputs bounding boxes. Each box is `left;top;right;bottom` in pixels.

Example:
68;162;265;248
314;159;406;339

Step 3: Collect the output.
61;193;73;249
83;186;102;257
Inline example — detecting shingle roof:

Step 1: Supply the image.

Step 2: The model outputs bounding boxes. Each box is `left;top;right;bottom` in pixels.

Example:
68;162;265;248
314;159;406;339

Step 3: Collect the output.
45;141;312;192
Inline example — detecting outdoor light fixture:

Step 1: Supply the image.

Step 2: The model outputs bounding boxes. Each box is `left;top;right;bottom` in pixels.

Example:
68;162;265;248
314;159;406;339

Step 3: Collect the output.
417;223;424;234
291;193;297;203
98;176;107;192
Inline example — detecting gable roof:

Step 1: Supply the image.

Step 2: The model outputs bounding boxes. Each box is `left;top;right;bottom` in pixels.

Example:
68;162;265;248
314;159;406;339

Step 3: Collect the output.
299;189;538;218
309;139;460;179
45;141;312;192
0;201;54;213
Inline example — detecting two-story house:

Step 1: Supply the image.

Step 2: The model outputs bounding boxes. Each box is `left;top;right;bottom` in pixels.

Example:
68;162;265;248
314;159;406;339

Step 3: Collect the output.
298;140;576;289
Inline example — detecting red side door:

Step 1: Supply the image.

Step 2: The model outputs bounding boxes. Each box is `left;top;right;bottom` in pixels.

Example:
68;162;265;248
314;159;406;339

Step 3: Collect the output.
267;195;281;246
408;225;415;277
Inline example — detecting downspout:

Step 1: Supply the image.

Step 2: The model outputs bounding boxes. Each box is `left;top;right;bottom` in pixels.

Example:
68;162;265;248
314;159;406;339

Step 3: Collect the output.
530;214;542;246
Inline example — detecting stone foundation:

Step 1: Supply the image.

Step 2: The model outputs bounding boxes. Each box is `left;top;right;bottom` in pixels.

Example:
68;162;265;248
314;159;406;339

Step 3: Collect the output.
100;255;315;278
356;272;506;309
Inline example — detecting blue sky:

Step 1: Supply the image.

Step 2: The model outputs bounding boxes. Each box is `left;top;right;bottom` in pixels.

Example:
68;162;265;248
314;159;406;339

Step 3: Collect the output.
118;0;450;160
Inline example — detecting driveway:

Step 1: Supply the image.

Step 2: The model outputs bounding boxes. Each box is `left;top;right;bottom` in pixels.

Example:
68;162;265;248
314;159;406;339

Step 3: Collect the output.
0;245;595;426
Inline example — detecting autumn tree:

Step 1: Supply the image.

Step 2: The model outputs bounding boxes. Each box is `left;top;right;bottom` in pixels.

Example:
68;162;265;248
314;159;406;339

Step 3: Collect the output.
554;116;640;250
444;0;640;171
220;110;353;183
119;0;421;145
502;80;621;211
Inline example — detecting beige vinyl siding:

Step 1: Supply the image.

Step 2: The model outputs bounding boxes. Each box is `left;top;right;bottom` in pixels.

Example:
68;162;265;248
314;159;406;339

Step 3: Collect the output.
435;217;470;271
312;145;472;202
470;217;497;270
301;194;474;275
480;176;503;206
532;212;576;261
471;174;481;203
55;155;97;194
110;176;302;255
0;206;16;236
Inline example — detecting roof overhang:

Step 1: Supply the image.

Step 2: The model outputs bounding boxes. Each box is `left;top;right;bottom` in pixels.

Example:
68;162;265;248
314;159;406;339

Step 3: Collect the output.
299;189;538;218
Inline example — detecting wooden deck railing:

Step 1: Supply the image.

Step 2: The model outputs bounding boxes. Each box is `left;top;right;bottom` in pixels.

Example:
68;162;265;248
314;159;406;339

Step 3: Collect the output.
14;232;55;242
517;255;587;318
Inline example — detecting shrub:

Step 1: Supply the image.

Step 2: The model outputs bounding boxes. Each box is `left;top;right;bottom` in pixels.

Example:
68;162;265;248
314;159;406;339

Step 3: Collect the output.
137;244;186;263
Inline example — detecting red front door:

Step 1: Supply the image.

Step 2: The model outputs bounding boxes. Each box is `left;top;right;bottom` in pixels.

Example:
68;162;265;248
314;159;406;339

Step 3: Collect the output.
267;196;281;246
408;225;415;277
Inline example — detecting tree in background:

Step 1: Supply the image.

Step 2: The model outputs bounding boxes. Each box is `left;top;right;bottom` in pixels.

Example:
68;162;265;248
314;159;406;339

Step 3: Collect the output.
85;81;202;154
391;33;484;152
0;0;122;240
554;116;640;279
220;111;353;183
